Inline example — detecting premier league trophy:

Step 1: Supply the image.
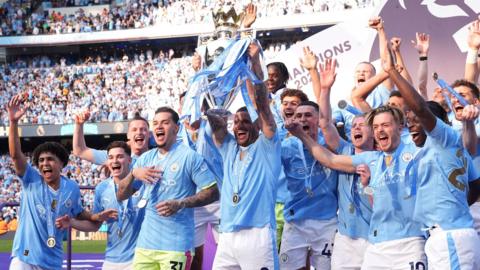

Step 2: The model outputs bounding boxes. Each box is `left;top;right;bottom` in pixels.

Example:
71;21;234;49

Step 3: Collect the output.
182;3;262;124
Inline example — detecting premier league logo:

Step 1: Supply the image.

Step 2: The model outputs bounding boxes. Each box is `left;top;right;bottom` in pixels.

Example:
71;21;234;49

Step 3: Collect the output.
369;0;479;85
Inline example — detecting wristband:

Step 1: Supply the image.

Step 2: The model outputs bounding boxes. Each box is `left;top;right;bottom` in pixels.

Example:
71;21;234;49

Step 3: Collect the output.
419;56;428;61
466;48;478;64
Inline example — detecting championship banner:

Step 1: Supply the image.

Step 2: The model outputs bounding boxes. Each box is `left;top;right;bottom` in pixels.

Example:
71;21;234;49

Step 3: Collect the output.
269;0;479;107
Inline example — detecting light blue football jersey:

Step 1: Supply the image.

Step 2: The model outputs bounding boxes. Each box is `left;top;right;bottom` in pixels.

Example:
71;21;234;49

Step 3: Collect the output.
93;177;144;263
411;118;480;230
217;133;281;232
11;164;83;269
351;142;423;243
366;84;391;109
281;135;338;222
133;142;217;252
336;139;372;239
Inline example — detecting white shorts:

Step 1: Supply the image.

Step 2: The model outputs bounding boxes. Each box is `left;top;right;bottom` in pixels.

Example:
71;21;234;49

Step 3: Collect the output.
361;237;427;270
102;260;133;270
331;232;369;270
279;218;337;270
9;257;46;270
212;225;278;270
194;200;220;247
469;202;480;237
425;227;480;270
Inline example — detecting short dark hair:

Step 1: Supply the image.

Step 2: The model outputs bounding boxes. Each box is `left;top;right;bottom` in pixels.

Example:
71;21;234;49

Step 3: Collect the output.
128;115;149;128
298;100;319;112
267;62;289;84
32;142;69;168
107;141;131;156
451;79;480;99
236;106;249;114
389;90;402;98
155;107;179;124
366;105;404;127
280;89;309;103
426;101;449;125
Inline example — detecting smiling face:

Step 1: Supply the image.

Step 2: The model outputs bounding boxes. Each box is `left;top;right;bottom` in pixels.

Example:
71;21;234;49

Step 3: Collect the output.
127;119;150;155
153;112;179;151
350;116;374;150
107;147;131;181
294;105;319;140
266;65;286;93
354;62;375;86
372;112;402;153
452;85;480;120
38;152;63;187
233;111;258;147
406;110;427;147
281;95;302;120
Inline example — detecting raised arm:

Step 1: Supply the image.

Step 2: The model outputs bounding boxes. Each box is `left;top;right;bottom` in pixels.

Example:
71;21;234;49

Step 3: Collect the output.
241;3;257;28
7;95;28;176
460;105;479;156
371;16;394;91
465;18;480;83
285;119;355;173
390;37;413;84
318;58;343;151
382;44;437;132
248;42;276;139
72;111;97;163
351;71;389;113
300;46;321;102
411;32;430;99
205;109;229;147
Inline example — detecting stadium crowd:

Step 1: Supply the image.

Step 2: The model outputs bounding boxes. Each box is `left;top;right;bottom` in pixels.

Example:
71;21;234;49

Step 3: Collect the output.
0;48;196;125
0;0;378;36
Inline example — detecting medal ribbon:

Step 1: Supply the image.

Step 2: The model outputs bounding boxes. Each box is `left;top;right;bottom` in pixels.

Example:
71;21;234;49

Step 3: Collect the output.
44;178;67;242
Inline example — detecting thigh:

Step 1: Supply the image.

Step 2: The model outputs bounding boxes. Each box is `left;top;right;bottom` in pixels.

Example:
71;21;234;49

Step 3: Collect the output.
10;258;46;270
133;249;160;270
309;220;336;270
238;227;277;270
331;233;368;270
212;233;240;270
279;222;309;270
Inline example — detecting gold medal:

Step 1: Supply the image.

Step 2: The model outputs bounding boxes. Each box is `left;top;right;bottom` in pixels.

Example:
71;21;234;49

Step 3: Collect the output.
51;199;57;211
306;187;313;197
349;203;355;214
47;237;56;248
232;193;240;204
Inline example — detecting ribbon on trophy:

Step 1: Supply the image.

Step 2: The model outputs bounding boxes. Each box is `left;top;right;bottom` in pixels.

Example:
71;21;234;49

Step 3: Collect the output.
182;36;266;124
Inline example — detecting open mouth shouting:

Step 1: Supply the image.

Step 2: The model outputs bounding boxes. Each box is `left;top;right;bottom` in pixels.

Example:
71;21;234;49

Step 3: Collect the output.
42;167;53;178
111;163;122;174
132;135;145;146
155;129;166;141
376;132;389;149
352;132;363;143
236;130;248;142
283;110;295;119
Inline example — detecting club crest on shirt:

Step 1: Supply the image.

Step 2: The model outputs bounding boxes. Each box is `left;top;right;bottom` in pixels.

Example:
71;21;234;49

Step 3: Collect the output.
64;198;72;208
402;152;413;162
280;253;288;263
36;204;47;219
170;163;179;172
